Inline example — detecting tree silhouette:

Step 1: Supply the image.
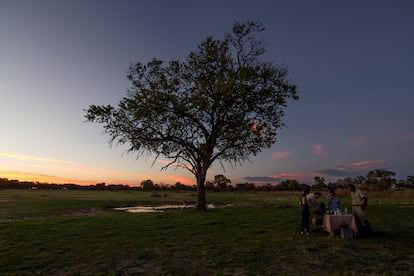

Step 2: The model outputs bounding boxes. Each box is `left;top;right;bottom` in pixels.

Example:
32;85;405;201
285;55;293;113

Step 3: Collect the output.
85;21;298;209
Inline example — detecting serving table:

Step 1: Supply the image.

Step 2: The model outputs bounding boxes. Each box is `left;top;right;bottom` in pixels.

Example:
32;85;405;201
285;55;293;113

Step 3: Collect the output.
323;214;358;236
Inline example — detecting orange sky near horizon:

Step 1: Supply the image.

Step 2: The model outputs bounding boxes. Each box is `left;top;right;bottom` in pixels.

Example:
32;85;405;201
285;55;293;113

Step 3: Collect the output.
0;151;195;186
0;170;195;187
0;170;95;185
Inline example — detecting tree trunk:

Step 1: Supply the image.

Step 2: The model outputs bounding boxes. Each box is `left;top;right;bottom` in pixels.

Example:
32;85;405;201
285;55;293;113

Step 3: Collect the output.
196;170;207;210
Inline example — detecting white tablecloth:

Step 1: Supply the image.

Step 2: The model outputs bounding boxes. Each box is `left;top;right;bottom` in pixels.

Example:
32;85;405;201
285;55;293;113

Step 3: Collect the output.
323;214;358;235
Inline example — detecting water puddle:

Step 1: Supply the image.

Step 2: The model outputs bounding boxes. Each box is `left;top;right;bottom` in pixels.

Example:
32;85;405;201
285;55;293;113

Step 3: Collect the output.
114;204;232;213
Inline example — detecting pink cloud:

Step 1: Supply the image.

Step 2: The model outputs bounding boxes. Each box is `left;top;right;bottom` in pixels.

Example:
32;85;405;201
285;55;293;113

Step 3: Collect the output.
339;160;384;170
270;151;291;160
313;144;325;156
271;171;307;180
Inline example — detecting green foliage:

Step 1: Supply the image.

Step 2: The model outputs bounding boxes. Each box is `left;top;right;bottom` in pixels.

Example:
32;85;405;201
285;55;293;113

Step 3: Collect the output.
313;176;327;190
367;169;397;190
85;20;298;209
212;174;231;191
278;179;300;191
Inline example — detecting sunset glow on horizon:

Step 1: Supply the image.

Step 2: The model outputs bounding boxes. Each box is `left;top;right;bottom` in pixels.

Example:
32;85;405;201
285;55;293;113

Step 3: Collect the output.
0;151;195;186
0;170;95;186
0;168;196;187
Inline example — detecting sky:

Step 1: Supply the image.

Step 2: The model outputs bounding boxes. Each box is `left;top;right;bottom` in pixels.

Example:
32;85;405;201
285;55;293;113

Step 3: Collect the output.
1;0;413;186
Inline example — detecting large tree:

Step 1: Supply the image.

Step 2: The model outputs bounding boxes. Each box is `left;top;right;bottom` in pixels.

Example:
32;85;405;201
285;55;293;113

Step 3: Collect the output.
85;21;298;210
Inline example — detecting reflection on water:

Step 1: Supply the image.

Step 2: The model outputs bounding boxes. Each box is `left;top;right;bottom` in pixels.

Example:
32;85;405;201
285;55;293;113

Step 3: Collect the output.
114;204;232;213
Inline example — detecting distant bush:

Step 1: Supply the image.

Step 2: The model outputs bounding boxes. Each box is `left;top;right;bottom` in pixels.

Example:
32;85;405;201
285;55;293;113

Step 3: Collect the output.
150;191;161;197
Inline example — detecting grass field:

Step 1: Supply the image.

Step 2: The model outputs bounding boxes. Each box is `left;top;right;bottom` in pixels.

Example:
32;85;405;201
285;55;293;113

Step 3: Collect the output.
0;189;413;275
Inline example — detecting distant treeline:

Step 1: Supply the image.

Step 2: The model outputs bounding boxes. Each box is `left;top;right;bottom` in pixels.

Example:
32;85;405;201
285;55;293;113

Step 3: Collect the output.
0;177;295;192
1;169;413;192
0;178;135;191
0;178;273;192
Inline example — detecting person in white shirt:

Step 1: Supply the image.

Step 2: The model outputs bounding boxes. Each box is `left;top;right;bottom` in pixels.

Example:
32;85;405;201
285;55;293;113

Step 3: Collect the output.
306;191;321;210
348;184;371;233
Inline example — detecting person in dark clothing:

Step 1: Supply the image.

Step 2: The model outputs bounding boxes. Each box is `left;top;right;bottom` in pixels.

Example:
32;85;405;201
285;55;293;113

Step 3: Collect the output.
299;186;311;235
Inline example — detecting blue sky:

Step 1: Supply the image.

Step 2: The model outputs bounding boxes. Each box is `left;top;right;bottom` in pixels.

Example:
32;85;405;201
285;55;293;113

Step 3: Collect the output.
1;0;413;186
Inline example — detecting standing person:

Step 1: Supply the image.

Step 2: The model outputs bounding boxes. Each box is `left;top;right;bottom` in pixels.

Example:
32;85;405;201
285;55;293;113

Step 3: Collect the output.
307;191;321;210
348;184;371;233
326;189;341;213
307;191;323;229
299;186;311;236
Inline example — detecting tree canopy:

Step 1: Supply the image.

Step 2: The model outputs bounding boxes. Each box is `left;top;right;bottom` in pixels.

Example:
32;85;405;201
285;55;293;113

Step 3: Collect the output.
85;21;298;209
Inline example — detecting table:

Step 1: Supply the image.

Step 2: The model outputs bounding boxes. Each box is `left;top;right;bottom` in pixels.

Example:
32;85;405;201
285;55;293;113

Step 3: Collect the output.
323;214;359;236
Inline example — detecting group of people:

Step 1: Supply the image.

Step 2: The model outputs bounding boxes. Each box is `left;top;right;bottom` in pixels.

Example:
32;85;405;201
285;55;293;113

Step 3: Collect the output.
299;185;370;236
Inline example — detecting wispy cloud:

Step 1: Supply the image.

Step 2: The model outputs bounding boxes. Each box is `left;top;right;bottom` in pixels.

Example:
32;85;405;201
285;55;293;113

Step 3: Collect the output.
243;171;306;183
339;160;384;170
271;171;305;180
317;160;385;177
270;151;291;160
313;144;325;156
0;151;77;165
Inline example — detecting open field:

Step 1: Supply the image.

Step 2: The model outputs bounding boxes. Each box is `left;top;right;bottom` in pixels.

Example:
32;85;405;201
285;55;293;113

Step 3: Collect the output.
0;189;413;275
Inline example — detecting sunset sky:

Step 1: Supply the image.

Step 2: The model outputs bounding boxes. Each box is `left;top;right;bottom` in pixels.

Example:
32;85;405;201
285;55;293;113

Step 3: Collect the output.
1;0;413;186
